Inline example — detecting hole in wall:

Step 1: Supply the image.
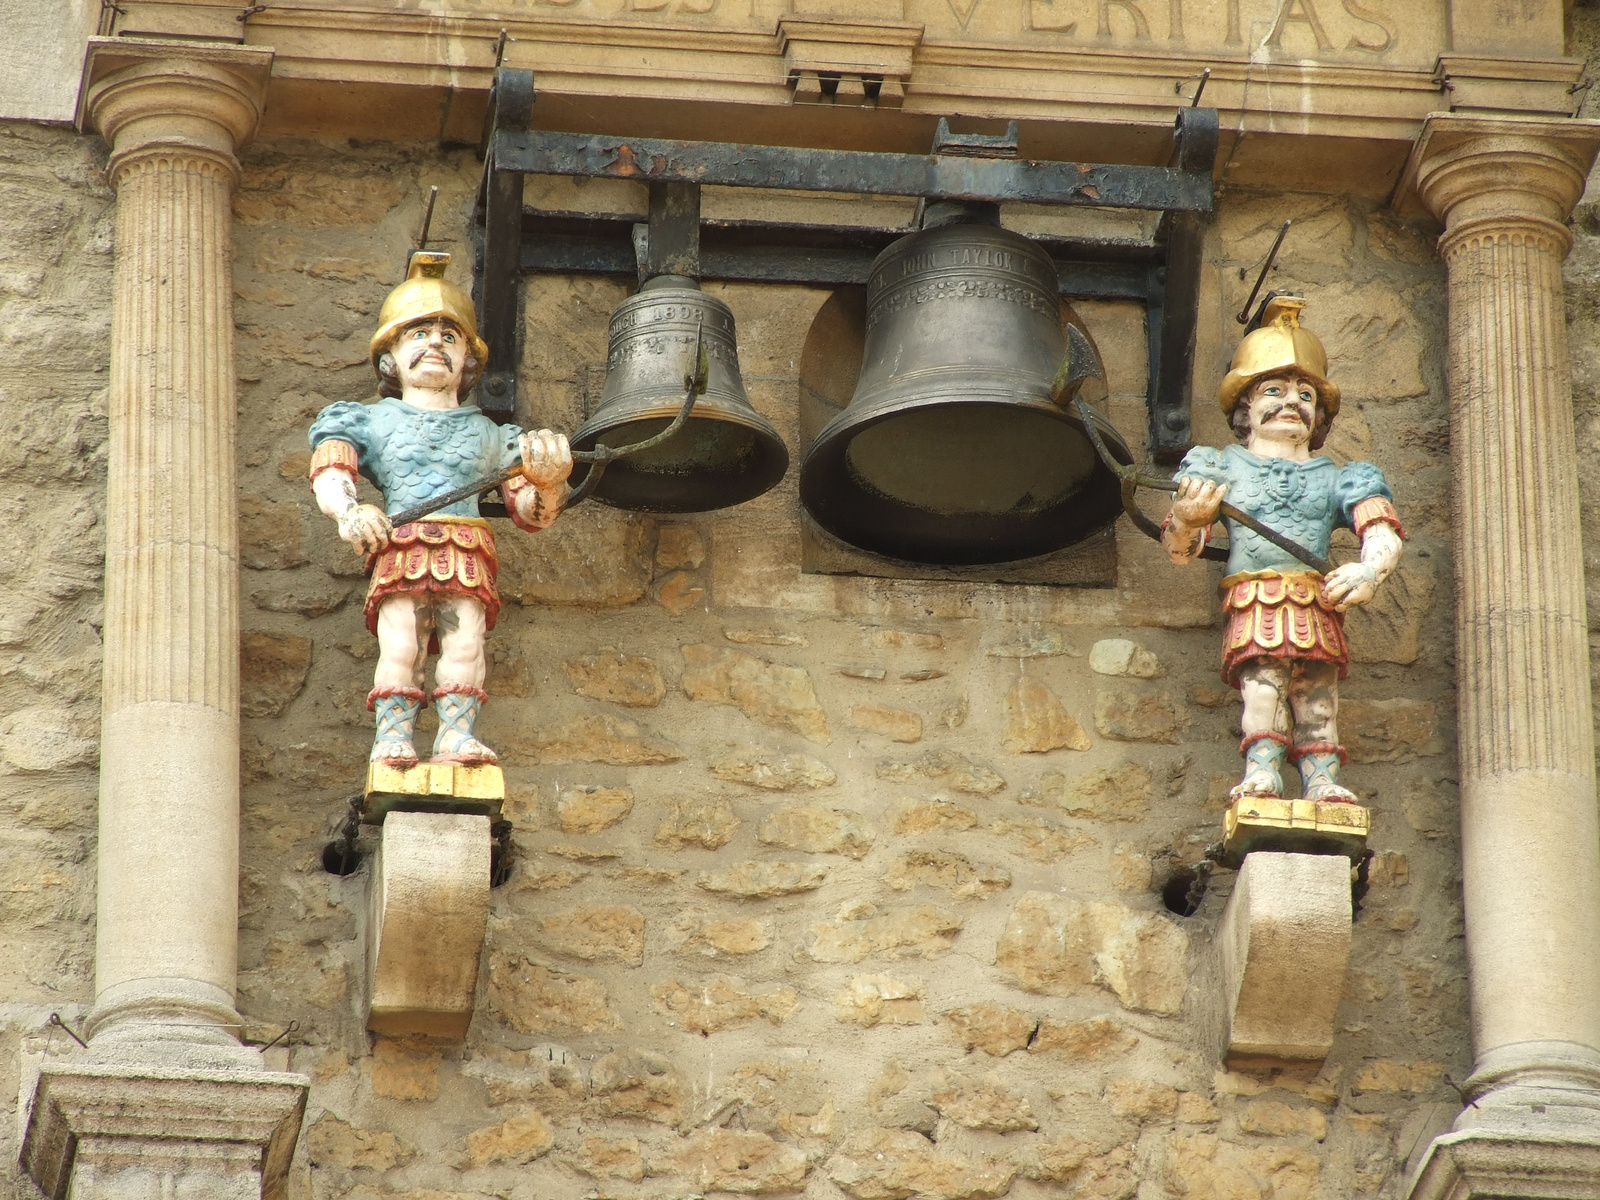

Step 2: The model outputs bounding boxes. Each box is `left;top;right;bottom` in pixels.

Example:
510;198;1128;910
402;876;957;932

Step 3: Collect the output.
1161;863;1209;917
321;839;364;876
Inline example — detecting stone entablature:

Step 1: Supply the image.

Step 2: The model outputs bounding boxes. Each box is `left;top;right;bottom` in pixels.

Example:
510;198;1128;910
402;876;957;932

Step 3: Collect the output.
91;0;1581;194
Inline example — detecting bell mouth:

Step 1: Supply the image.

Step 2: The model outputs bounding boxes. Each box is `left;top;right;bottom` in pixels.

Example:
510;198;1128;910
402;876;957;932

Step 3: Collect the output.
799;397;1132;565
570;406;790;514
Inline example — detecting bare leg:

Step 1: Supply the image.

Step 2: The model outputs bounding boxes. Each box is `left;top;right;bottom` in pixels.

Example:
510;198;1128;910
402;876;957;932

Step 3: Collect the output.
431;595;495;764
433;594;487;692
1289;660;1354;801
374;593;433;691
1232;657;1292;800
369;594;435;765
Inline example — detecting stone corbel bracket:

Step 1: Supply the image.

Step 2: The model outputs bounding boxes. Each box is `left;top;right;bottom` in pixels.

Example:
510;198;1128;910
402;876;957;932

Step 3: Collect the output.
1216;852;1353;1071
777;17;923;109
365;770;498;1037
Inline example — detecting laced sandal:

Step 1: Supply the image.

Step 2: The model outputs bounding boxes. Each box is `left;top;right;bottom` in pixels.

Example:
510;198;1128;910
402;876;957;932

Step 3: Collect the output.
430;685;498;766
368;687;425;766
1229;730;1291;801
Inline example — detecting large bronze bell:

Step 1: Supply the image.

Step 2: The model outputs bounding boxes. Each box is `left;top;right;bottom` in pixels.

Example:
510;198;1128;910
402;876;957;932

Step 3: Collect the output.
799;217;1134;565
569;277;789;512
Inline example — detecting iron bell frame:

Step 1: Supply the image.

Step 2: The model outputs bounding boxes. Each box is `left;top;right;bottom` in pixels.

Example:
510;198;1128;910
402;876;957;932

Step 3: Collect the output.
470;66;1217;529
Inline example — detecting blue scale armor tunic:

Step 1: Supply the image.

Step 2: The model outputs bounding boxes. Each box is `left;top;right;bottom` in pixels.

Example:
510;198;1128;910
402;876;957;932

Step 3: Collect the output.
1173;444;1393;578
308;398;525;519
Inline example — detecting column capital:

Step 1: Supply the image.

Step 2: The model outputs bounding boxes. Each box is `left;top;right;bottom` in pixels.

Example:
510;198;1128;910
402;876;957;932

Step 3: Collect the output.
77;38;273;189
1395;113;1600;256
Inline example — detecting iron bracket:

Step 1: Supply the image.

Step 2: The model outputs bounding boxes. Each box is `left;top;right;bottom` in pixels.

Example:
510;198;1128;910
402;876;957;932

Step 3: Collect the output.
472;67;1216;459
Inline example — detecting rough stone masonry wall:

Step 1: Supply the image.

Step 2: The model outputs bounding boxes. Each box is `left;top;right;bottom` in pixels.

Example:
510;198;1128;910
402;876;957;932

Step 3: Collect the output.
0;124;1466;1200
0;120;111;1197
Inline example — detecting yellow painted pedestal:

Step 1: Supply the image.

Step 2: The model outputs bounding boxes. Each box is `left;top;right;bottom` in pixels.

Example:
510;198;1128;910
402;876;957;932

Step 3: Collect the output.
1221;796;1370;869
361;761;505;824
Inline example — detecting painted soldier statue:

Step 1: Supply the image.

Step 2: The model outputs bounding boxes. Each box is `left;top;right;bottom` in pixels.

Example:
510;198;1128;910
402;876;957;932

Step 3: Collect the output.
1161;296;1404;804
308;251;573;767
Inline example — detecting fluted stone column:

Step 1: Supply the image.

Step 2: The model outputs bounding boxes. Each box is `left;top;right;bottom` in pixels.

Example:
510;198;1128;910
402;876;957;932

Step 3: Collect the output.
21;39;307;1200
80;38;269;1062
1406;114;1600;1198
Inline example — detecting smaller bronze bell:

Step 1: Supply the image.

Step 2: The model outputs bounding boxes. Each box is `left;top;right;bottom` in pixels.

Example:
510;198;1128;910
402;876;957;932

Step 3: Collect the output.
569;277;789;513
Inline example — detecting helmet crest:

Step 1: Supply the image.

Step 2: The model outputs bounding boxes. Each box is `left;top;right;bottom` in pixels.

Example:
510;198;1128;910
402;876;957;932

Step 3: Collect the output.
1217;295;1340;418
369;250;490;384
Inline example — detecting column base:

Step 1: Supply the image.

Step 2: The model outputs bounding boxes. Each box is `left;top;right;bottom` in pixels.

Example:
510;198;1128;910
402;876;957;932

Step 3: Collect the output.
21;1063;309;1200
1408;1043;1600;1199
1409;1126;1600;1199
84;976;260;1072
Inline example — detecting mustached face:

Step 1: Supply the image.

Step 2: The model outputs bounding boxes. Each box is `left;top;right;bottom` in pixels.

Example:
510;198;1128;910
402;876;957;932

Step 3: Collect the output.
1245;374;1319;445
394;318;466;393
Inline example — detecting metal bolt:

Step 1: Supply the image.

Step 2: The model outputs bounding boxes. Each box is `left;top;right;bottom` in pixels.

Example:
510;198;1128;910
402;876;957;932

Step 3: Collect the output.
1163;411;1188;432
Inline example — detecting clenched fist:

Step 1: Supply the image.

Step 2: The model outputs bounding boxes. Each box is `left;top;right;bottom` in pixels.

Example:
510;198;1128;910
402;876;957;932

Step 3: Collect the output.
1169;475;1228;531
337;503;392;555
519;428;573;490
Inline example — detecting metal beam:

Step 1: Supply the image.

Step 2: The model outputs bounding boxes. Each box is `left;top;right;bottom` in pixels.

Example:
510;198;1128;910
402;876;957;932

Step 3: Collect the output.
1148;208;1206;463
474;67;536;421
514;217;1155;299
491;128;1215;212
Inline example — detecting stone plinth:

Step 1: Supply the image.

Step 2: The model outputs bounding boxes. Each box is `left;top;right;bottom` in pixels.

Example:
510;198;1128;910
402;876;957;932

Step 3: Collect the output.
21;1064;309;1200
1216;852;1352;1070
367;810;492;1037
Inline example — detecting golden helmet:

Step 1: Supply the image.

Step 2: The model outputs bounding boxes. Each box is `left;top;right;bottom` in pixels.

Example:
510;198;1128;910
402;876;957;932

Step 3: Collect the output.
369;250;490;376
1217;295;1340;418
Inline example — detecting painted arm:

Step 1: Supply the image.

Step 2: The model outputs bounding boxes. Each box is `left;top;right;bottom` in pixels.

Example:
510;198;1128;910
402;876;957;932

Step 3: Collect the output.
308;439;391;554
1322;521;1402;611
1161;475;1228;565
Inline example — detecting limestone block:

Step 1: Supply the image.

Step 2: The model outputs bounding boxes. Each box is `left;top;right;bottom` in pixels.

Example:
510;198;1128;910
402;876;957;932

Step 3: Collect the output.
697;861;830;897
485;955;621;1035
681;644;832;745
1217;852;1352;1068
1094;689;1186;743
944;1003;1035;1056
668;1128;810;1194
995;893;1187;1013
829;1127;1015;1200
556;785;634;833
366;811;491;1038
849;702;923;743
1032;1016;1137;1059
1003;677;1091;753
929;1071;1038;1131
758;804;873;858
651;977;800;1034
807;902;961;963
239;630;312;718
886;849;1010;899
709;747;836;790
563;649;666;707
877;750;1005;794
1088;638;1163;677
